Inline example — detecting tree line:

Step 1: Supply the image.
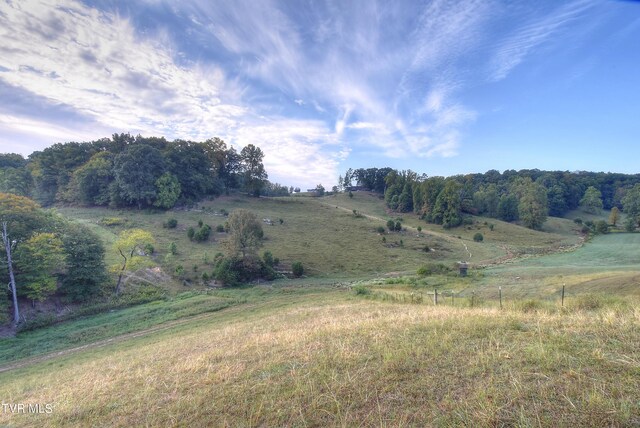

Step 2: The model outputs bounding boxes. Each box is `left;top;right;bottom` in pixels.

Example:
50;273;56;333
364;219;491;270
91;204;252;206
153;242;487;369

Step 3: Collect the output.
0;133;274;209
1;193;108;325
341;167;640;230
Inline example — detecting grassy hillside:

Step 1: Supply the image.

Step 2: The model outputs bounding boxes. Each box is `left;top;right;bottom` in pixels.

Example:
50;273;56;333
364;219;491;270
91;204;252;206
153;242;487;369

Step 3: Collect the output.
0;287;638;427
57;192;583;290
2;195;639;426
471;233;640;300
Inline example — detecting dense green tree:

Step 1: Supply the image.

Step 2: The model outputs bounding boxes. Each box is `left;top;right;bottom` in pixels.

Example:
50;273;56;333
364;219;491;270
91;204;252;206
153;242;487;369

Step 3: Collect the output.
513;179;548;230
223;209;264;258
15;233;66;305
580;186;603;214
1;194;50;323
112;145;165;209
473;184;499;217
165;140;217;201
154;173;181;209
0;154;32;197
68;152;113;205
414;177;445;221
240;145;268;197
60;223;109;302
497;194;519;222
432;180;463;229
622;184;640;228
28;142;96;205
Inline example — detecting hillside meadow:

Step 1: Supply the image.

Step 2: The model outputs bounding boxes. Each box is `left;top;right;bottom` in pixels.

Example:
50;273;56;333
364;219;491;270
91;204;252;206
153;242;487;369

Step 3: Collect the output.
0;286;638;427
55;192;584;288
1;192;639;427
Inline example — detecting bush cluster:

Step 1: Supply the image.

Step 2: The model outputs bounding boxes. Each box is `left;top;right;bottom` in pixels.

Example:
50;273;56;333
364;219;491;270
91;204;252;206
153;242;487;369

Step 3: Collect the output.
163;218;178;228
188;223;212;242
417;263;452;276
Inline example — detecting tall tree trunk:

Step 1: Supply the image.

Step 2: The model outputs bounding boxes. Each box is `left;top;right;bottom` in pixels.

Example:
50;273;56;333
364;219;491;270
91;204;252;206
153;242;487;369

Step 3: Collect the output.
114;249;127;296
2;222;19;325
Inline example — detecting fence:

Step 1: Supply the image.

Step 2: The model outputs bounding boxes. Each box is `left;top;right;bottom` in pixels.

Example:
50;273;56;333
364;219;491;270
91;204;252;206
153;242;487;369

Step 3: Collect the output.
362;284;609;310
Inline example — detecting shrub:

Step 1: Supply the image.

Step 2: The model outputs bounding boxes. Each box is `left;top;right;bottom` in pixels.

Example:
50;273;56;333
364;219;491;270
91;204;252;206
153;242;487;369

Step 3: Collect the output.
489;224;494;231
595;220;609;235
574;218;583;225
417;263;452;276
353;284;370;295
163;218;178;229
198;219;203;227
187;227;195;240
348;191;353;198
144;243;155;255
387;219;395;231
624;217;636;232
17;313;57;332
462;216;473;226
395;221;402;231
202;272;210;281
473;232;484;242
175;265;185;277
216;224;225;232
423;245;430;252
169;242;178;255
263;251;274;267
417;226;422;232
292;261;304;277
376;226;386;234
193;224;212;242
100;217;126;227
273;257;280;266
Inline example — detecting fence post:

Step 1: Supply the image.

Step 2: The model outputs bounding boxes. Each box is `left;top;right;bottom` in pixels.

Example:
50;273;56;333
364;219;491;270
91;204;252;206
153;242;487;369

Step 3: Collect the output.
561;284;565;307
471;291;475;307
451;290;454;306
434;288;438;305
499;286;502;309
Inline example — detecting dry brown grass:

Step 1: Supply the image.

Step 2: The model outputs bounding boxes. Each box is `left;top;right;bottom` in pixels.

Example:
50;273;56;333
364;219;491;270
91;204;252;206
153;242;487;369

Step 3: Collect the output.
1;290;638;427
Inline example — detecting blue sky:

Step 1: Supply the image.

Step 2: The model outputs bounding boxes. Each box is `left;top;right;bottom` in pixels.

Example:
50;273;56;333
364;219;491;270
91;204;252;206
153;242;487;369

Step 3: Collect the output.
1;0;639;188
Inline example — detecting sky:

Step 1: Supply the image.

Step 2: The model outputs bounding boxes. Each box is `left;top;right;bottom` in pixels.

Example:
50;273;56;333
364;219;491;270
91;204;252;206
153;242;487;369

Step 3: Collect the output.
0;0;639;189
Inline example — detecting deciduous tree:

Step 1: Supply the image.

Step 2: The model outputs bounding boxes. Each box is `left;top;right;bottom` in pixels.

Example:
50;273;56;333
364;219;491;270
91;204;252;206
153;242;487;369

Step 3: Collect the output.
15;233;66;305
240;145;267;197
580;186;603;214
223;209;264;258
154;173;181;209
113;145;165;209
113;229;155;295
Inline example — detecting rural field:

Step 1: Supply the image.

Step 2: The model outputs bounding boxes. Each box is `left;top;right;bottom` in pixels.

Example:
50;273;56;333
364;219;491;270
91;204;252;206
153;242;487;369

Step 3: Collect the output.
1;193;639;427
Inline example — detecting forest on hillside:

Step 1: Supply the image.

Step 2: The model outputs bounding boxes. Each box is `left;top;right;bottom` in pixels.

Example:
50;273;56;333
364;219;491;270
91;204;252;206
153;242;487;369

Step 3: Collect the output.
0;133;290;210
341;167;640;231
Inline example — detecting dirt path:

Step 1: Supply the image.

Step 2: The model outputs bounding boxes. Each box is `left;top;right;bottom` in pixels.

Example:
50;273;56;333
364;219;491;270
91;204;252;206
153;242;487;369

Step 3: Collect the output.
0;304;250;374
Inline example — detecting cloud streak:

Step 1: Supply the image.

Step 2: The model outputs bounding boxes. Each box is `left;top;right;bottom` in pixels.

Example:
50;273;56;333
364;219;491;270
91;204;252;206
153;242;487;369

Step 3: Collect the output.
0;0;624;187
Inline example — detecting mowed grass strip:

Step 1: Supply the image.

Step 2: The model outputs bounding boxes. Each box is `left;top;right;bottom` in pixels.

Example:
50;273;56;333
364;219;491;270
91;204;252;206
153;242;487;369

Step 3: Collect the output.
0;293;239;365
1;291;638;427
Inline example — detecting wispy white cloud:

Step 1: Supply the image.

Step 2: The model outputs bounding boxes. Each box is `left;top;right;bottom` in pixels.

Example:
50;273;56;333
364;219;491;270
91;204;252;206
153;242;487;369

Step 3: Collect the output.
488;0;597;81
0;0;343;187
0;0;621;187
